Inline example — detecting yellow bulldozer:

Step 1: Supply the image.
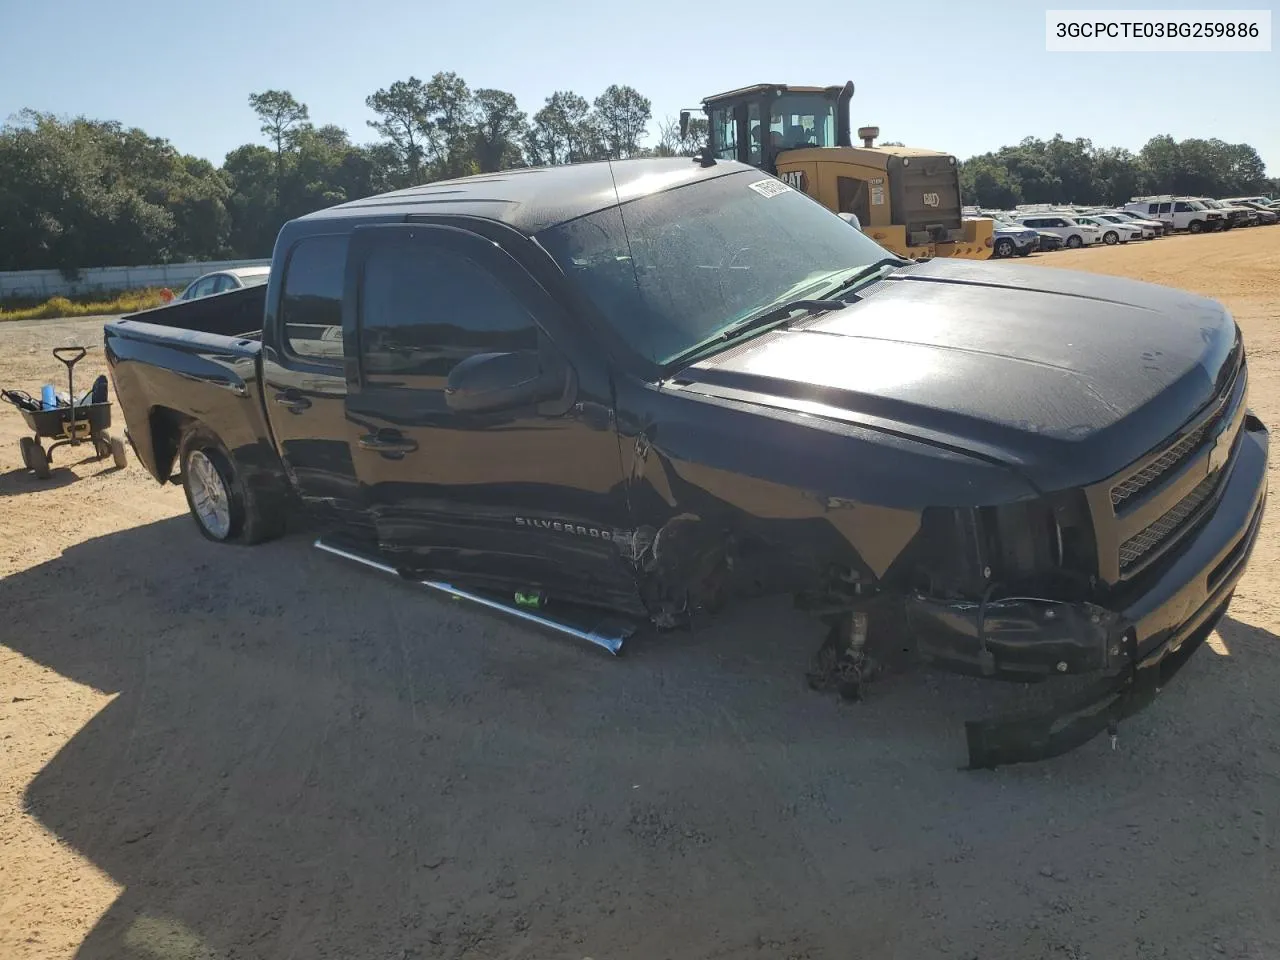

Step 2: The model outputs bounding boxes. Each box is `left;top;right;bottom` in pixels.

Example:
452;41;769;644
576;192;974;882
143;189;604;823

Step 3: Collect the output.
681;82;994;260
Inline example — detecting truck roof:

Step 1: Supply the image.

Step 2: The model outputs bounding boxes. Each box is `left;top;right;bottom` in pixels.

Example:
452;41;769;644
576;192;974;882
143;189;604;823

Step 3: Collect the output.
294;158;741;237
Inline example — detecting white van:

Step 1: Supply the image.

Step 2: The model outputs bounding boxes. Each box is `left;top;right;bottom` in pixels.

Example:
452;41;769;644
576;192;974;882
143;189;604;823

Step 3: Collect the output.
1124;197;1224;234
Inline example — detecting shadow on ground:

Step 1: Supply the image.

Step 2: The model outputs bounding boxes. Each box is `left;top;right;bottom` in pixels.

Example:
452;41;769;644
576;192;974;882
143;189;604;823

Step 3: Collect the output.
6;518;1280;959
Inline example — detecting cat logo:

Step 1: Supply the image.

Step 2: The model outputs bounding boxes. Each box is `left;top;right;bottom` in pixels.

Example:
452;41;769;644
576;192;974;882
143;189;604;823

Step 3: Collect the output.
780;170;807;191
922;192;941;208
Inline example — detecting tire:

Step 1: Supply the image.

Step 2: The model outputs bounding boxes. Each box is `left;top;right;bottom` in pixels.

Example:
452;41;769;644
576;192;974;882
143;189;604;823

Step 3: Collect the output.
994;238;1015;258
1066;234;1083;249
19;436;35;471
110;435;127;469
179;425;283;545
1103;231;1119;245
1189;220;1204;234
1017;246;1032;257
27;441;50;480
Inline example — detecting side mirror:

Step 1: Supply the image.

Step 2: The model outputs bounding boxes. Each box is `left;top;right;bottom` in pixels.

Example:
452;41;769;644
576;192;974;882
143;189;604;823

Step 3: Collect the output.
838;212;862;231
444;350;572;414
679;110;690;140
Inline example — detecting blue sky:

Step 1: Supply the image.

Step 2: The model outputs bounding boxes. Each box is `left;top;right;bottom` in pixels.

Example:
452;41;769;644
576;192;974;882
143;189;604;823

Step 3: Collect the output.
1;0;1276;172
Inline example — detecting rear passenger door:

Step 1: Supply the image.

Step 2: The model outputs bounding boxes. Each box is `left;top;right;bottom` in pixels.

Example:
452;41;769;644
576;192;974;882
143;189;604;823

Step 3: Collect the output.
260;233;365;531
341;223;636;608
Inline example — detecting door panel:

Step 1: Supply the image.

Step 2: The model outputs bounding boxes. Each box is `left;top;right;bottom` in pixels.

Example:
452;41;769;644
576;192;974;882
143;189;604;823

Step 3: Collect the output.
341;223;637;610
260;233;364;527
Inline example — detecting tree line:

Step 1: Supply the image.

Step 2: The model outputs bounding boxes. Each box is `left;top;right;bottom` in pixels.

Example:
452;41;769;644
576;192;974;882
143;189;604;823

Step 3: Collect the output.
960;134;1274;209
0;71;1273;274
0;74;706;275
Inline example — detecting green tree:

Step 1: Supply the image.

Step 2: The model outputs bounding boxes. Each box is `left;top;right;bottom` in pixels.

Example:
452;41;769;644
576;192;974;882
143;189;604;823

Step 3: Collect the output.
247;89;310;188
472;89;527;172
366;77;431;185
527;91;598;165
593;84;651;159
425;71;478;178
1137;135;1181;194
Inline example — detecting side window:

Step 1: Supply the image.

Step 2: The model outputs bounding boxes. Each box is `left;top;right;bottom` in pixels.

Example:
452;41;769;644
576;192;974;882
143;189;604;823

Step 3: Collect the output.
1174;201;1191;213
746;102;762;166
710;107;737;160
359;243;539;385
837;177;870;225
189;276;217;299
212;275;235;294
1158;203;1172;214
281;235;348;363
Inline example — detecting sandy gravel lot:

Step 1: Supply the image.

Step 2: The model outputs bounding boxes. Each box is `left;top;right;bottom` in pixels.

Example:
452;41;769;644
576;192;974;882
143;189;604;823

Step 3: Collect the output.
2;230;1278;960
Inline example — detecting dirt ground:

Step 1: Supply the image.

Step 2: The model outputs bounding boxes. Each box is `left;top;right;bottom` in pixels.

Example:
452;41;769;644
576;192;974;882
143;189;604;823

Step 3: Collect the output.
2;230;1278;960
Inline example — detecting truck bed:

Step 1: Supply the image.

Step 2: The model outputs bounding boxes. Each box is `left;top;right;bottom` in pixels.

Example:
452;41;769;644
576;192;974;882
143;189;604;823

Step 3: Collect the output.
121;283;267;339
104;285;276;485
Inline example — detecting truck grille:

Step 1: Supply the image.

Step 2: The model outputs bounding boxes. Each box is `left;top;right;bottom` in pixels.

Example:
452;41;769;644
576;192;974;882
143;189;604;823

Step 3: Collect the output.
1118;470;1221;570
1110;411;1224;508
1110;348;1242;510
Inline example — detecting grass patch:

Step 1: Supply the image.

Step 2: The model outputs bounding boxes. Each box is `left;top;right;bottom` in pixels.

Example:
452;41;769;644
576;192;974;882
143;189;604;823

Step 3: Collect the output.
0;287;172;322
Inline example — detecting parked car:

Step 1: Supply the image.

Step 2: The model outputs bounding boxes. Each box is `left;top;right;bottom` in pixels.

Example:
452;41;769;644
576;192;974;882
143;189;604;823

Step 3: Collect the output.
1104;209;1166;236
104;157;1268;769
1125;197;1224;234
986;218;1040;257
176;266;272;302
1222;199;1279;224
1010;213;1103;248
1033;231;1065;252
1073;214;1144;245
1195;198;1254;228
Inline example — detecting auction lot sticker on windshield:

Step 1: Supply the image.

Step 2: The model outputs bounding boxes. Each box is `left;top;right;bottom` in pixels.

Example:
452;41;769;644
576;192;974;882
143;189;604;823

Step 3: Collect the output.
748;179;792;199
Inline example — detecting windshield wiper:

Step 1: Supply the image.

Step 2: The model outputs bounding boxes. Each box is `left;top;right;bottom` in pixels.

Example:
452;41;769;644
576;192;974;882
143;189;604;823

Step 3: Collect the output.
665;298;844;369
819;257;909;299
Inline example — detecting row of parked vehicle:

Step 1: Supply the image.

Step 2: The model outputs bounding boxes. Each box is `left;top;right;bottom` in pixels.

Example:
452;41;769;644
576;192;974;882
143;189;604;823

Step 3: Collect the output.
967;194;1279;259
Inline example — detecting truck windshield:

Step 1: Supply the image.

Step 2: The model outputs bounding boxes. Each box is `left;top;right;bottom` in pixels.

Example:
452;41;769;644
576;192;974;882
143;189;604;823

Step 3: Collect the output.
538;169;892;367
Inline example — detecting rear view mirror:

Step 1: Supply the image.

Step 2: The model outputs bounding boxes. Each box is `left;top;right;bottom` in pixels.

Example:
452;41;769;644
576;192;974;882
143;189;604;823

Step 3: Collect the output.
838;212;862;231
445;350;572;414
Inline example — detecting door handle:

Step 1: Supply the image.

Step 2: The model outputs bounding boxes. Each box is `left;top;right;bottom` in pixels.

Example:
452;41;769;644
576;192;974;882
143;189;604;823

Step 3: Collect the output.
358;430;419;456
274;391;312;413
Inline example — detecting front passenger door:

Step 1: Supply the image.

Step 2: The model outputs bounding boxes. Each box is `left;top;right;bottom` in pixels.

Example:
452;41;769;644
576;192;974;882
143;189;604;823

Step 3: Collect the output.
342;224;637;610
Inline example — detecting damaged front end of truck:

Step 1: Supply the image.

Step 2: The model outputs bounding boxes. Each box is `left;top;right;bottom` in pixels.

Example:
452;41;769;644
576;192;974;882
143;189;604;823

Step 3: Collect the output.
625;321;1268;769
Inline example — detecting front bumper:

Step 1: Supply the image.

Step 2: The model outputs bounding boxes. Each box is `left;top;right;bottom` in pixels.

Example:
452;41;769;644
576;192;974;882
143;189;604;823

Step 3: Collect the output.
907;414;1269;768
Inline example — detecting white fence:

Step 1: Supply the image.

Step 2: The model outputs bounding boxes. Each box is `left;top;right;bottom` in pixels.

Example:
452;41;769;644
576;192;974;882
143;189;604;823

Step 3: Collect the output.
0;259;272;300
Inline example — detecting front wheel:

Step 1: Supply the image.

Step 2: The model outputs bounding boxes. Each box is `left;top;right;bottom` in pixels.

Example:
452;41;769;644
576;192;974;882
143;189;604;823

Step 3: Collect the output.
1189;220;1204;234
994;238;1015;258
110;435;127;469
1066;234;1084;249
24;439;50;480
1103;231;1119;245
1017;246;1032;257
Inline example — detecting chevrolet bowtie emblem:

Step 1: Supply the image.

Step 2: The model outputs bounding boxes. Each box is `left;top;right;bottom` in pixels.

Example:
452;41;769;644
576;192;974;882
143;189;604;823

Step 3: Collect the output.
1206;426;1231;475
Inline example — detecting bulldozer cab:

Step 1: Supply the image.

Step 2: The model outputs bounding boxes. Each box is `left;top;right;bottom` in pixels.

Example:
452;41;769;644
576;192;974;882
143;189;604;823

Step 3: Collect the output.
682;82;993;260
690;82;853;172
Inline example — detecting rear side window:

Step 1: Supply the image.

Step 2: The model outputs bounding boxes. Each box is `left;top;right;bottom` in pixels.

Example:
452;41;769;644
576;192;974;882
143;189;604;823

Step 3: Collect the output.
281;235;348;362
1158;203;1172;214
359;243;539;381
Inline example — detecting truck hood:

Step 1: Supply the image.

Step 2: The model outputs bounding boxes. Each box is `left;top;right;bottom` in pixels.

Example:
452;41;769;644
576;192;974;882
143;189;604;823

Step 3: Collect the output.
675;259;1240;492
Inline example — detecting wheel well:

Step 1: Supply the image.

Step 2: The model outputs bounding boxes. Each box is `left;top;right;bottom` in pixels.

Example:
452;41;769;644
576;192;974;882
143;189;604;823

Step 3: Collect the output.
149;407;197;482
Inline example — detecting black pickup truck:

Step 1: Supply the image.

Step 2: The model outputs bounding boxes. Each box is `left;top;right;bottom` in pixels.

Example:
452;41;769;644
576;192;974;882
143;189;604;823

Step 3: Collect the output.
105;157;1268;767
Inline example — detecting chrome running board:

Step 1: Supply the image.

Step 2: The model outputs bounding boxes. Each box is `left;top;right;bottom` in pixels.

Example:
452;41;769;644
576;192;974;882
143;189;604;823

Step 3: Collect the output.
314;539;633;655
